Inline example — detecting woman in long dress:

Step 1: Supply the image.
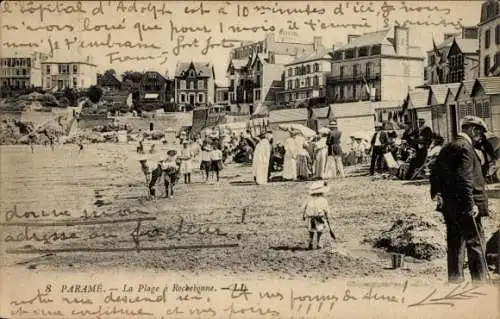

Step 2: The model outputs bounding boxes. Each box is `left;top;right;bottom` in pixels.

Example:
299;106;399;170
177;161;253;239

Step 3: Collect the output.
283;129;298;181
314;129;329;180
294;132;310;180
252;133;272;185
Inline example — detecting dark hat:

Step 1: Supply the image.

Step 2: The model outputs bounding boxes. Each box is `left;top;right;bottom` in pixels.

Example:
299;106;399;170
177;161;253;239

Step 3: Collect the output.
167;149;177;156
388;131;398;138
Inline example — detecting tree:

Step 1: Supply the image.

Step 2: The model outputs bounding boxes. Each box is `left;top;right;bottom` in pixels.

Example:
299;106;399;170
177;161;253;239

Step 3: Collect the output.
106;69;117;75
87;85;103;103
121;71;143;83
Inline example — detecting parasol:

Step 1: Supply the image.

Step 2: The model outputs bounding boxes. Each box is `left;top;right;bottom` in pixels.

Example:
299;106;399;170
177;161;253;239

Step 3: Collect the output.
318;127;330;135
278;123;316;138
350;131;373;141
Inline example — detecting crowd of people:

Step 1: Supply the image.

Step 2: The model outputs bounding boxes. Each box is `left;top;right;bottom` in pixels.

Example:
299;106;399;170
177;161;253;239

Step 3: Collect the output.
137;115;498;279
251;120;346;185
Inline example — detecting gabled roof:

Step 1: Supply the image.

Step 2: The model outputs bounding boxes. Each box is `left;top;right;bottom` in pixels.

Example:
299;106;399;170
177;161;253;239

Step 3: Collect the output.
444;86;460;105
456;80;476;98
98;71;121;86
455;38;479;55
427;36;456;52
406;89;429;109
227;58;248;72
175;61;214;78
142;71;167;82
471;77;500;95
335;29;392;51
269;108;308;123
447;38;479;57
428;83;461;105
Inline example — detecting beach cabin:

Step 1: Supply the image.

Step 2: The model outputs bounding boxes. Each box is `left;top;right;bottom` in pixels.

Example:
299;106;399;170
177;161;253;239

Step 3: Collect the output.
455;80;476;126
403;89;430;130
470;77;500;136
443;86;461;141
428;83;461;139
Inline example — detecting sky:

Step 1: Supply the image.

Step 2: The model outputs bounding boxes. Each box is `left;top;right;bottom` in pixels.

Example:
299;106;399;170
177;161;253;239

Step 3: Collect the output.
0;1;483;85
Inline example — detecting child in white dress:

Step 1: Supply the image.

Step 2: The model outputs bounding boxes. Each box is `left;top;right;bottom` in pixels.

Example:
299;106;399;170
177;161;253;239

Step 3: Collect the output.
302;181;331;250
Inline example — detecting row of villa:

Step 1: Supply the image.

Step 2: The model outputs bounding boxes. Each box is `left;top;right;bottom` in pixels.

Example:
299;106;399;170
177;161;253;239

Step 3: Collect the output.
1;0;498;145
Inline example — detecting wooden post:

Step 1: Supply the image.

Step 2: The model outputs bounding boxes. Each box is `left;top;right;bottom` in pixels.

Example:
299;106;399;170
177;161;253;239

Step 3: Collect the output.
241;207;247;224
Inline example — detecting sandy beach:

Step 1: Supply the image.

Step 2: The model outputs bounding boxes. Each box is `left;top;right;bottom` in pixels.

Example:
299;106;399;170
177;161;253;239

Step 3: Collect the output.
1;143;498;284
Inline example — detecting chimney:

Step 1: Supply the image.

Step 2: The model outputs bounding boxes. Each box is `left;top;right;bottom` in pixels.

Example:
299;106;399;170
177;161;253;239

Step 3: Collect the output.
347;34;360;44
462;26;478;39
394;26;409;55
313;36;322;51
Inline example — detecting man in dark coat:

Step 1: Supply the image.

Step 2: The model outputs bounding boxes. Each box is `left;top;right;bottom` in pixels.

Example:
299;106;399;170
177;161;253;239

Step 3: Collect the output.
369;123;388;175
430;116;490;283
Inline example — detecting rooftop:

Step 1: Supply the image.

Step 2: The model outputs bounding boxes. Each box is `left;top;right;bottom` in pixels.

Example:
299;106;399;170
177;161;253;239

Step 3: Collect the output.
473;77;500;95
444;86;461;104
287;46;329;65
406;89;430;109
175;62;214;77
457;80;476;97
426;37;455;54
230;58;248;70
454;38;479;55
429;83;461;104
335;29;392;51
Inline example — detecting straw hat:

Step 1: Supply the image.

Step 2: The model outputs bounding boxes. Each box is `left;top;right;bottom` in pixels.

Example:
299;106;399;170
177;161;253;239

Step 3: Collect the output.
461;115;488;132
309;181;329;195
328;120;338;127
204;144;212;151
167;149;177;156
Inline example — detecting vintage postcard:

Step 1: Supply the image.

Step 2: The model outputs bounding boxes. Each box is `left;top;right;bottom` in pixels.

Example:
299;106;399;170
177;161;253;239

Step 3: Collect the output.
0;1;499;318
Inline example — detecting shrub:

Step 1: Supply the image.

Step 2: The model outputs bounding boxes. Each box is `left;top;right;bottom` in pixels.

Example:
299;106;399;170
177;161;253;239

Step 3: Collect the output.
87;85;103;103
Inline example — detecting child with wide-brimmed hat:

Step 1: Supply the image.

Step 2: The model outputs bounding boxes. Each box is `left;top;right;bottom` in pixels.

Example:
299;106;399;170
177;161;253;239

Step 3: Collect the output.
302;181;331;250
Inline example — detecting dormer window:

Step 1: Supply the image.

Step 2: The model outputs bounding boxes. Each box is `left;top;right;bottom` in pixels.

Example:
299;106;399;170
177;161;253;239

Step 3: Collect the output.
189;70;195;77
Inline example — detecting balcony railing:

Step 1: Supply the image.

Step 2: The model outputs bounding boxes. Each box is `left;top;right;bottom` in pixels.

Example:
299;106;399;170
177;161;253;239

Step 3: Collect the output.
326;73;381;83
